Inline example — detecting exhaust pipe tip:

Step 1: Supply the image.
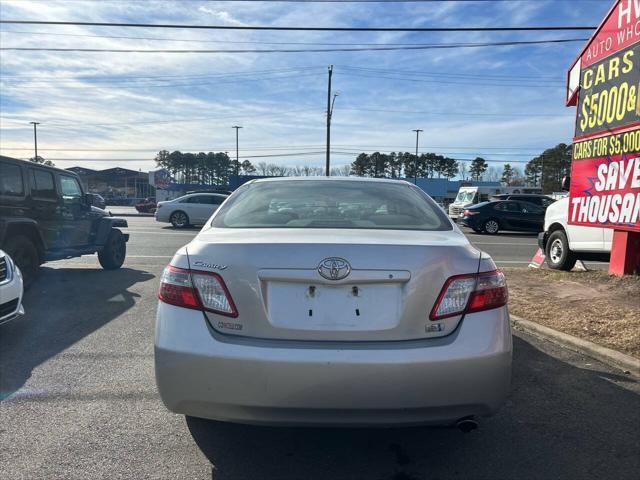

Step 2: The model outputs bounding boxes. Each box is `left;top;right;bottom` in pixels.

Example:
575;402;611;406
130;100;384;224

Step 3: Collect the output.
456;417;478;433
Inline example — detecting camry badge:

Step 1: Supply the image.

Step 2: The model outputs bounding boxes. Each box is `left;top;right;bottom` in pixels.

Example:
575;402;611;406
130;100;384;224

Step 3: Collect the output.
318;257;351;281
193;260;227;271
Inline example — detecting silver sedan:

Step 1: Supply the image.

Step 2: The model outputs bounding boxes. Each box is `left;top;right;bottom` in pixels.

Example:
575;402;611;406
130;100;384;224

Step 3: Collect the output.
155;193;228;228
154;177;512;428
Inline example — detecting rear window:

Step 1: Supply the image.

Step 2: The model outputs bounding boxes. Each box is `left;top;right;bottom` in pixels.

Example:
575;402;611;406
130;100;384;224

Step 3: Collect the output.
31;169;57;200
212;180;452;231
0;164;24;197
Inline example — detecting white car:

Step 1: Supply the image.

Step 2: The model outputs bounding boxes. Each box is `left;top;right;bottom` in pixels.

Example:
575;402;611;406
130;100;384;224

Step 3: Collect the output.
155;177;512;428
0;250;25;325
538;197;611;270
155;193;229;228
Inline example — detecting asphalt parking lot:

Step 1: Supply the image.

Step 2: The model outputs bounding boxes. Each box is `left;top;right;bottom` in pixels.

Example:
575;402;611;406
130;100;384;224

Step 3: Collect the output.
1;217;635;480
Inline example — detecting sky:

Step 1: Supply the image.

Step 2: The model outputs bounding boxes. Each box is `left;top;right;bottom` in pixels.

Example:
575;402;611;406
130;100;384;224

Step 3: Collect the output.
0;0;614;175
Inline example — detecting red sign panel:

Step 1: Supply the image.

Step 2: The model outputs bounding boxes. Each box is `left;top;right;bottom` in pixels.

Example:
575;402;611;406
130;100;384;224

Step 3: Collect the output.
568;0;640;232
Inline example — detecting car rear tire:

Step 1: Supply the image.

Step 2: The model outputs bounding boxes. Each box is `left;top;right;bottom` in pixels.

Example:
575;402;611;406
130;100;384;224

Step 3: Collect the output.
98;229;126;270
170;210;190;228
545;230;577;271
4;235;40;288
483;219;500;235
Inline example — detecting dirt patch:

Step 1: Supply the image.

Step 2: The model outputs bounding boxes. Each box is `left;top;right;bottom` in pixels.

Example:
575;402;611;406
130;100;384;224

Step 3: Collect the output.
503;267;640;358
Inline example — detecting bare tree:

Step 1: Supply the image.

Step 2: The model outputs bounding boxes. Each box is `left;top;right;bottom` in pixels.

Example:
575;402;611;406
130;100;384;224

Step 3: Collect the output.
331;164;351;177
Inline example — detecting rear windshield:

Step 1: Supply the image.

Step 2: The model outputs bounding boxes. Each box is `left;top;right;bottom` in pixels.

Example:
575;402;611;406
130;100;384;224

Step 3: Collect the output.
212;180;452;231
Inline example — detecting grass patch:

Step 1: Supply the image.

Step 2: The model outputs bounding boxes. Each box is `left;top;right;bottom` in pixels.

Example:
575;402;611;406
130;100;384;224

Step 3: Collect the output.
503;267;640;358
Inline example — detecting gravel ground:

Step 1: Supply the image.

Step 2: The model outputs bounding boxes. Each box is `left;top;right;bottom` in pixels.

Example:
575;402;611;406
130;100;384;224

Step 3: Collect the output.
504;267;640;358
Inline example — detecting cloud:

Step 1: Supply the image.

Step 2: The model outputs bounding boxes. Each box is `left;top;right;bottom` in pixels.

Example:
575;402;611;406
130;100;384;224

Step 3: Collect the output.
0;0;612;173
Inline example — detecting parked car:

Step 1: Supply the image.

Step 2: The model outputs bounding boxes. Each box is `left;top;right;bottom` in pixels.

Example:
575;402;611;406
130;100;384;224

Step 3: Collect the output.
135;197;157;214
460;200;545;234
448;185;543;219
0;250;25;325
538;196;611;270
155;193;229;228
155;177;512;428
0;156;129;286
490;194;555;208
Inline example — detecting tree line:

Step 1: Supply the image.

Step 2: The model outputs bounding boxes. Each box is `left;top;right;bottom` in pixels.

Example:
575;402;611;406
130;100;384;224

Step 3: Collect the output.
151;143;571;193
154;150;256;185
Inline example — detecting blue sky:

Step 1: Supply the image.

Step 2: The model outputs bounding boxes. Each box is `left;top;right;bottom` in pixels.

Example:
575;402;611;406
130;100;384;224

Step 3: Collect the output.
0;0;613;176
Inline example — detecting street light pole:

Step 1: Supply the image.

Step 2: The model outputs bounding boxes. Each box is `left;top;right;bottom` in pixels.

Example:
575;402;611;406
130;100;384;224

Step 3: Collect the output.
30;121;40;160
325;65;334;176
232;126;242;176
412;129;423;184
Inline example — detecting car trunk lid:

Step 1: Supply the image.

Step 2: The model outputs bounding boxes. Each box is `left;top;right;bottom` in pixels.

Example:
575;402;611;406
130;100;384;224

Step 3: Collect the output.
186;228;481;341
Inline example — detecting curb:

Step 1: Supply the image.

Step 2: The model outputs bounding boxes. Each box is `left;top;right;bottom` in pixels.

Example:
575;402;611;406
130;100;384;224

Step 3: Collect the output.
106;212;154;218
511;315;640;377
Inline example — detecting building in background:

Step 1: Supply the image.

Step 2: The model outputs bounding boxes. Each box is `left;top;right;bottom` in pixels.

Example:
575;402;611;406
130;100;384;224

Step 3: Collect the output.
67;166;155;205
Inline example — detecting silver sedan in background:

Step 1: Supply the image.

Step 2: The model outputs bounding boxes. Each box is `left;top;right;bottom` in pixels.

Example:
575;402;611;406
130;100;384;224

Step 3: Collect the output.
154;177;512;428
155;193;229;228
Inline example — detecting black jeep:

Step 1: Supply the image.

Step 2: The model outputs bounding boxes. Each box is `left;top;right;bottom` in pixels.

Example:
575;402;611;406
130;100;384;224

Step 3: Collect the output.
0;156;129;286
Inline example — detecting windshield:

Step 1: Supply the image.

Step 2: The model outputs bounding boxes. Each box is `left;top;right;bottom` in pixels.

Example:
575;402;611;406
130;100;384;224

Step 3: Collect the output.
455;190;477;203
212;181;451;231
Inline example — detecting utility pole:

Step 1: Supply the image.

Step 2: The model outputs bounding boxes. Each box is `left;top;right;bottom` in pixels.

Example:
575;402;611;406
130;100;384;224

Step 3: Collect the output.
325;65;334;176
232;126;242;176
412;129;423;184
30;121;40;160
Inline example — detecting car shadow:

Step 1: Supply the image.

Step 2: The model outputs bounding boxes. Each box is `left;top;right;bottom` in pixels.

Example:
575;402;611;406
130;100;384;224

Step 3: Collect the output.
0;267;154;401
186;336;640;480
160;226;201;231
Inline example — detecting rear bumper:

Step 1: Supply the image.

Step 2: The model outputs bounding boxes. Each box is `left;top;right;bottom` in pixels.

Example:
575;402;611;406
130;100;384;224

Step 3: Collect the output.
155;304;512;426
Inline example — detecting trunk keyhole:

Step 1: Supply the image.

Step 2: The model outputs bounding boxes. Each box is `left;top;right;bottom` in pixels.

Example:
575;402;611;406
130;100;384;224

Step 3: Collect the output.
308;309;313;317
355;309;360;316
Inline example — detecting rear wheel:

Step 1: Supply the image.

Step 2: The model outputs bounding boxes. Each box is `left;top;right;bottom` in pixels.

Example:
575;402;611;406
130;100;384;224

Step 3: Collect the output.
4;235;40;288
545;230;577;271
483;219;500;235
98;229;126;270
170;210;189;228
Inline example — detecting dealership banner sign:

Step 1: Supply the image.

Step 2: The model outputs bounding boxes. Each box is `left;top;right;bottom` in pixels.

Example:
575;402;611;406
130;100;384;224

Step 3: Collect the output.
567;0;640;232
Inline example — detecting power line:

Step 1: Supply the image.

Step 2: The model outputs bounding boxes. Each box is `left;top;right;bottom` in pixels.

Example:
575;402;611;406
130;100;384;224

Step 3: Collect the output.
337;64;562;80
0;144;555;152
0;63;562;83
337;107;571;116
0;38;589;54
0;65;322;80
15;153;538;164
0;20;596;32
336;71;564;87
0;30;586;50
0;105;570;128
0;72;323;89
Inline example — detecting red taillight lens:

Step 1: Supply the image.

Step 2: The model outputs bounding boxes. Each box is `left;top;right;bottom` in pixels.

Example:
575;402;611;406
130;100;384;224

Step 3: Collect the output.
159;265;238;317
464;209;479;216
430;270;507;320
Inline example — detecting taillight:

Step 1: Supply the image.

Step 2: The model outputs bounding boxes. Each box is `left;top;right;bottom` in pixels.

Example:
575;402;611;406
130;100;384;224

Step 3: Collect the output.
430;270;507;320
159;265;238;317
463;209;479;216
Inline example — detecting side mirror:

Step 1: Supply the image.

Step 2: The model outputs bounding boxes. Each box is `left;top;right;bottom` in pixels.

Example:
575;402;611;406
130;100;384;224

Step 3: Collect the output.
561;176;571;191
85;193;95;206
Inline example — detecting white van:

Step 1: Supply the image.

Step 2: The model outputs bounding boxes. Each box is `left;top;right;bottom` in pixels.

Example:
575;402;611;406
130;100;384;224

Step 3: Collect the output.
448;185;542;219
538;196;611;270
